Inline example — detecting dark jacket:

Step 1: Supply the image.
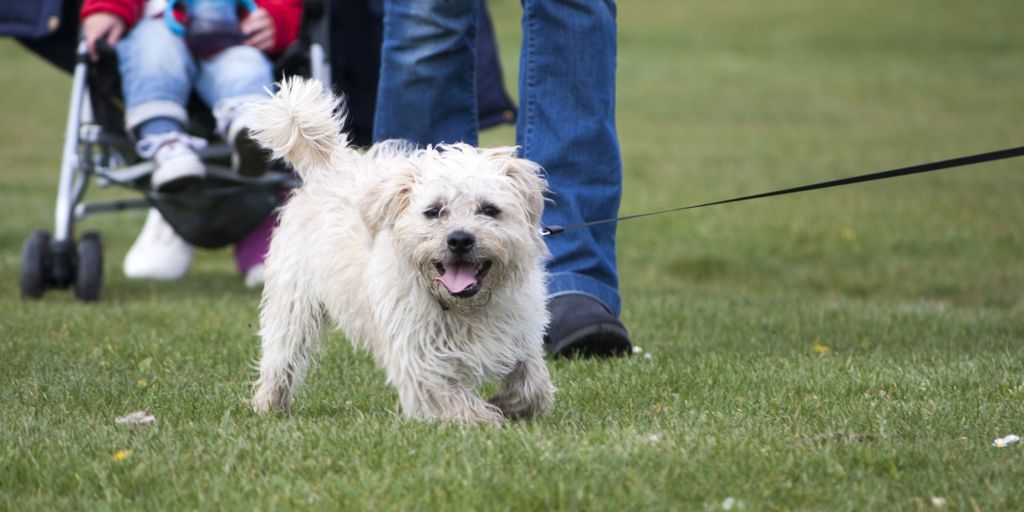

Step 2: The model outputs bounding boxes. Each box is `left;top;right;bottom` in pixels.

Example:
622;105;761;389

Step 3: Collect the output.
0;0;65;39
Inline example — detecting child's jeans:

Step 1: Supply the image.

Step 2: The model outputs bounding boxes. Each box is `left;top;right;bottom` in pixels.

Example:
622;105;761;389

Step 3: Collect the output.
117;17;272;133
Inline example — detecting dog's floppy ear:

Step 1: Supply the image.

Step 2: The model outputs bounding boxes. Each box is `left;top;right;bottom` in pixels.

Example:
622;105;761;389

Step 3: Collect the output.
487;148;547;227
246;77;348;179
360;164;419;235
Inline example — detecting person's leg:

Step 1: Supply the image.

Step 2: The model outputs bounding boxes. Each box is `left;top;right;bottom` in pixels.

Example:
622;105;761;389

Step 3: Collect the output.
117;18;196;135
518;0;630;356
373;0;479;145
117;18;199;278
195;45;277;279
194;44;274;122
118;17;208;191
195;44;275;175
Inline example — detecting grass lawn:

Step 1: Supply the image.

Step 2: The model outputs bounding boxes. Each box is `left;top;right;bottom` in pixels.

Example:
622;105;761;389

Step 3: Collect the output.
3;0;1024;509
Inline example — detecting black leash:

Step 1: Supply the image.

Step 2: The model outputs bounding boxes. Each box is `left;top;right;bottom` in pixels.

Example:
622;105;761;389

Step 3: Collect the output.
541;145;1024;237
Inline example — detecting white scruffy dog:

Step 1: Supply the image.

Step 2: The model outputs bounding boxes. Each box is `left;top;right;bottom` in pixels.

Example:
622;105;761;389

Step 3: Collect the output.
247;78;554;425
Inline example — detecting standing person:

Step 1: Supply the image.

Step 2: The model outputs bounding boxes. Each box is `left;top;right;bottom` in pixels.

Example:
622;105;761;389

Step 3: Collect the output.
80;0;302;285
373;0;631;357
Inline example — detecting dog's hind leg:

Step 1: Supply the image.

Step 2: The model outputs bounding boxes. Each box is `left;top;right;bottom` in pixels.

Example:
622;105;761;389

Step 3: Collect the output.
252;278;324;414
488;347;554;420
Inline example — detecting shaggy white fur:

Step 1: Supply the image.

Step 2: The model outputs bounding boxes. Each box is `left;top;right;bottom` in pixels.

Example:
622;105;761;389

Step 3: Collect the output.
248;77;554;425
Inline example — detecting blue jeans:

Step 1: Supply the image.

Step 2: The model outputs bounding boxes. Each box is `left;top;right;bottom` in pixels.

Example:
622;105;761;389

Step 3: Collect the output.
374;0;623;315
117;17;273;132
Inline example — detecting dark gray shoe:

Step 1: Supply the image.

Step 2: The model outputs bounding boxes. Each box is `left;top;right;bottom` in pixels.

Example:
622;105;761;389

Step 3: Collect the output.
544;293;632;358
231;127;271;177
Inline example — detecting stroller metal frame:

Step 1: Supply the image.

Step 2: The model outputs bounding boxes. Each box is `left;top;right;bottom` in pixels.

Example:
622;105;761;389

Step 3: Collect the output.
21;1;331;301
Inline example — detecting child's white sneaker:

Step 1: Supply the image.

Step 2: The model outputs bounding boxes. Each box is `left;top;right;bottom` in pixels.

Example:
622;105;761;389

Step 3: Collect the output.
136;132;207;192
243;264;265;288
124;209;193;280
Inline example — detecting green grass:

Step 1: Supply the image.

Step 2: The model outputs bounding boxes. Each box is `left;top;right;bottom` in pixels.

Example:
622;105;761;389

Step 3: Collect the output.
3;0;1024;509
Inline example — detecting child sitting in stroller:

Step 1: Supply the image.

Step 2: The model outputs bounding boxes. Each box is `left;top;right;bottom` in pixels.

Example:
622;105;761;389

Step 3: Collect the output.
80;0;301;283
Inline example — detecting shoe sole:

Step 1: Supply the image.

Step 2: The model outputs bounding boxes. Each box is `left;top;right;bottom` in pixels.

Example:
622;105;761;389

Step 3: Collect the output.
546;321;632;359
233;128;269;177
154;174;203;193
152;160;205;193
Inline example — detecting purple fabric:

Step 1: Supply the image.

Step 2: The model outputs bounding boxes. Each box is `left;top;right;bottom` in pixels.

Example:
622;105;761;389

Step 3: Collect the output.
234;210;277;274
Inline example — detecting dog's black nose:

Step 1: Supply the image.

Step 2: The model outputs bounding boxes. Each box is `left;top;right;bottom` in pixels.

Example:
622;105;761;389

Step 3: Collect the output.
447;230;475;254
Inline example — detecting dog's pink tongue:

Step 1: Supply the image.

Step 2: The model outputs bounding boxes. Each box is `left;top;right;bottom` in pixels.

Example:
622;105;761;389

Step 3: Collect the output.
437;262;477;293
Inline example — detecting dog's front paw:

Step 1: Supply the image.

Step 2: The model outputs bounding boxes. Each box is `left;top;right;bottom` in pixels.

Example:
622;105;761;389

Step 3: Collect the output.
251;380;292;414
470;411;507;427
488;385;552;420
426;400;506;427
449;402;506;427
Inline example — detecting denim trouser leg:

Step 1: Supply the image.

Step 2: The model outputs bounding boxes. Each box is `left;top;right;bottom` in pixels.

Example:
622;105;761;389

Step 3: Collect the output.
518;0;622;315
118;17;273;133
373;0;479;145
374;0;623;316
194;45;274;110
117;18;197;131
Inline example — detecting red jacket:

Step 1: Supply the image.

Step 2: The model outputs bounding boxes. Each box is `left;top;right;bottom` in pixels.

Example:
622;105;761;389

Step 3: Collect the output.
81;0;302;56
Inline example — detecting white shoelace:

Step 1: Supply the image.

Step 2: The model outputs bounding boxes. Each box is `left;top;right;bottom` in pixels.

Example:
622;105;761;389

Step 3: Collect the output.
135;131;209;159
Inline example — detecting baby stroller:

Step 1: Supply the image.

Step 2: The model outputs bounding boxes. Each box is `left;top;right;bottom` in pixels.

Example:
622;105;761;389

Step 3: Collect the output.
19;0;332;301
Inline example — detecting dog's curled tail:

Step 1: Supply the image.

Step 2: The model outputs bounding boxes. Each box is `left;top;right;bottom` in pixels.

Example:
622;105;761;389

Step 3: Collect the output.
246;77;348;176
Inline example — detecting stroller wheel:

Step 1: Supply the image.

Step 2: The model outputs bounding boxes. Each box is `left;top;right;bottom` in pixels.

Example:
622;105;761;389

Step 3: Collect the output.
20;230;52;299
74;232;104;302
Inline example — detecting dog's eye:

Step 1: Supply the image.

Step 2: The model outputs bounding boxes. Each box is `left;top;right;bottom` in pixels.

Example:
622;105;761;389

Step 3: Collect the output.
479;204;501;218
423;206;442;219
